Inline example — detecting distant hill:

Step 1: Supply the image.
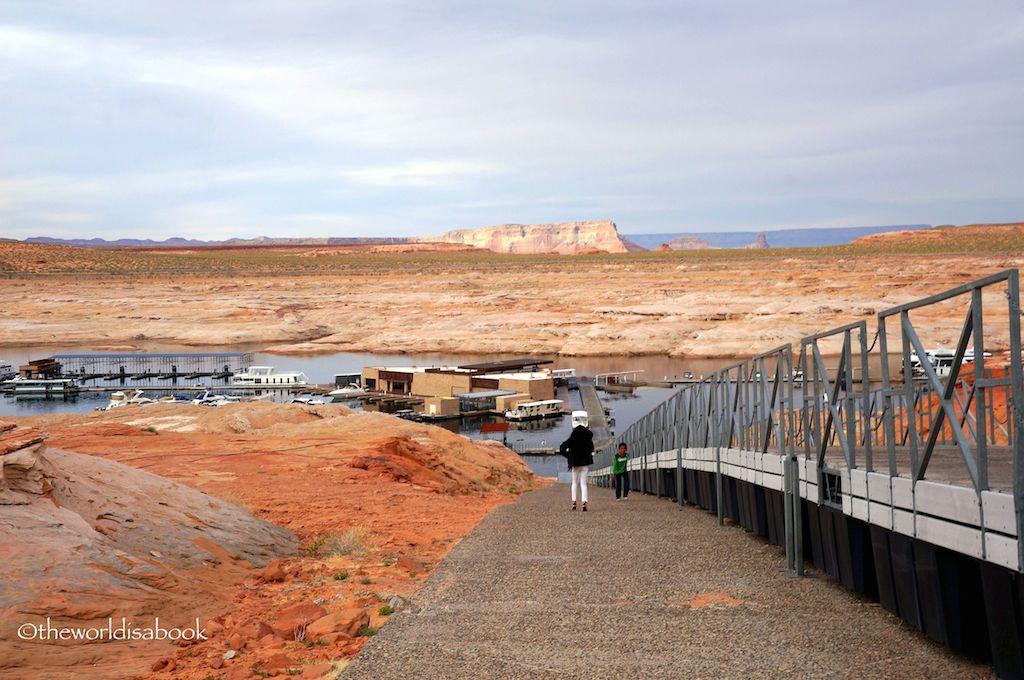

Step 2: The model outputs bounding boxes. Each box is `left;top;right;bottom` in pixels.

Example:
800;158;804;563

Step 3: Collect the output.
24;236;413;248
20;223;930;252
626;224;930;250
850;222;1024;252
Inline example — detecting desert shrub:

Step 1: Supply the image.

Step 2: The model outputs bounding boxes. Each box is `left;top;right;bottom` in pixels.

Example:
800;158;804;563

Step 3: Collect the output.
307;527;372;558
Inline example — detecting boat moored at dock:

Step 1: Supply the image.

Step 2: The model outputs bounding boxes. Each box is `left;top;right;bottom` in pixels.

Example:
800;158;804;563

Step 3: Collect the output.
2;377;81;397
504;399;565;421
231;366;309;387
328;383;366;400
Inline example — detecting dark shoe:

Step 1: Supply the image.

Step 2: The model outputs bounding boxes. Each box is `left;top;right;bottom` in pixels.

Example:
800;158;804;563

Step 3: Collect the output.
582;502;588;512
571;501;577;511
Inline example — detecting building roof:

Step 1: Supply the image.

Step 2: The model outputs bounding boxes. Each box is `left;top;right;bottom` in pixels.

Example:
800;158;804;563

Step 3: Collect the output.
456;359;554;373
482;371;552;381
454;389;518;399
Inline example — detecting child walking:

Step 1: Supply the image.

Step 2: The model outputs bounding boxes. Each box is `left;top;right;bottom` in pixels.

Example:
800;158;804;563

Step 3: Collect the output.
613;442;630;500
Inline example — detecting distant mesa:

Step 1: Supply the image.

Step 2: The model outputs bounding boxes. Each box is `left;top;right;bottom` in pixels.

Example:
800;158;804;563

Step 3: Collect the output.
661;236;714;251
430;220;630;255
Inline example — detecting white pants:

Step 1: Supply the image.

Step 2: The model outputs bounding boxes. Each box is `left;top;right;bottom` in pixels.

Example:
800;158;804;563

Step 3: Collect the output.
571;466;589;504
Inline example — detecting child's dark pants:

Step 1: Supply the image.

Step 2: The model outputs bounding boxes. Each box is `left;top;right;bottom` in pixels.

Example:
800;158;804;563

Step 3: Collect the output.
615;472;630;499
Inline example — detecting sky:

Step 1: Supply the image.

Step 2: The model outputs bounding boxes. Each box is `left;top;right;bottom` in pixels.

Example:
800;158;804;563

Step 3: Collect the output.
1;1;1022;240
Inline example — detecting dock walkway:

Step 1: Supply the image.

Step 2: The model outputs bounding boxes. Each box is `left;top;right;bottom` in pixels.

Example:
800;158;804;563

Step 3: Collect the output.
575;377;610;442
342;485;986;679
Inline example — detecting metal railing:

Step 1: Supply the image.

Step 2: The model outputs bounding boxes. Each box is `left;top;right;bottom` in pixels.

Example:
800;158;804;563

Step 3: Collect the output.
594;269;1024;572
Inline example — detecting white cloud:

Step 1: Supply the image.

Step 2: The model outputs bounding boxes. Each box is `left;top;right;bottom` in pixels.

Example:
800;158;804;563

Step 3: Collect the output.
345;161;498;187
0;1;1022;238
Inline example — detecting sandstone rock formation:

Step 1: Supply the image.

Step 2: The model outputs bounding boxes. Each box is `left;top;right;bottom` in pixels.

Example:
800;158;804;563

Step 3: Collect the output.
3;403;538;678
745;232;770;249
662;236;713;250
431;220;629;254
0;420;298;679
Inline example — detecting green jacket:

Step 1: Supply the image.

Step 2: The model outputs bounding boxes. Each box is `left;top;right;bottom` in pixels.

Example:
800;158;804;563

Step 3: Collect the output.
612;454;628;475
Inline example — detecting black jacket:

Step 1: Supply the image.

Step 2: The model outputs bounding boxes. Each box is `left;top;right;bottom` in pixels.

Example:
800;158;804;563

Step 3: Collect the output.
560;425;594;468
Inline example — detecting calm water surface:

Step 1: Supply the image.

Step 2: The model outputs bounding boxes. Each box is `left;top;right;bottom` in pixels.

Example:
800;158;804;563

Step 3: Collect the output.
0;343;735;474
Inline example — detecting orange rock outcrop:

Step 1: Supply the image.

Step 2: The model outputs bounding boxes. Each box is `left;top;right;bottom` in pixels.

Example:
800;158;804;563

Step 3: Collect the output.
2;403;539;679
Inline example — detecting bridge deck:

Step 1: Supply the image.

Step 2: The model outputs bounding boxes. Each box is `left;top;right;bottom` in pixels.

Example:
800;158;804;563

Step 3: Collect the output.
342;485;987;679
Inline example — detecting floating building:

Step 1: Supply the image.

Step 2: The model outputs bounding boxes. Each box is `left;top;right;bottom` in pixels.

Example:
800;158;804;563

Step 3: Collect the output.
361;359;557;416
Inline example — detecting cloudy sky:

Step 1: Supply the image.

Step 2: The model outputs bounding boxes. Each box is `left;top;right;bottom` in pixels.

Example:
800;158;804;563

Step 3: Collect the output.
1;1;1022;240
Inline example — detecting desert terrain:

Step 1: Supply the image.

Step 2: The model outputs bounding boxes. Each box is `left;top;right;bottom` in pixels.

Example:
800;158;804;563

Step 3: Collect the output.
2;222;1023;358
1;403;538;679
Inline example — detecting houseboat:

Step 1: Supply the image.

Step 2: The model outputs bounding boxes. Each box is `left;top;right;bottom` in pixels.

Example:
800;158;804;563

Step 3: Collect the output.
231;366;309;387
2;377;80;396
504;399;565;421
907;349;991;379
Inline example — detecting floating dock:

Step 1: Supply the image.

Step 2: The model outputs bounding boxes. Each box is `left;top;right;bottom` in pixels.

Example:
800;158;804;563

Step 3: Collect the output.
50;353;254;384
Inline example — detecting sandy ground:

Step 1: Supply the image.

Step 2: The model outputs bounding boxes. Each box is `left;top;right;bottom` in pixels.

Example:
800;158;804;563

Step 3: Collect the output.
2;253;1021;358
3;402;541;679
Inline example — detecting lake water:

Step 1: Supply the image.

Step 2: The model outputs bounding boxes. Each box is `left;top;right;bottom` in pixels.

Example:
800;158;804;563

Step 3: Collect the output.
0;343;734;474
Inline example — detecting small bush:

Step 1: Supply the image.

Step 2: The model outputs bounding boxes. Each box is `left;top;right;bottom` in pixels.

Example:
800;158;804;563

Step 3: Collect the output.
360;576;372;585
333;571;349;581
378;605;394;616
356;625;377;637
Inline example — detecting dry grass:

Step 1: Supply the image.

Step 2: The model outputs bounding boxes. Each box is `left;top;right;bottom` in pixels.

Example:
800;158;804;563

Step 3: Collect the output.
307;527;373;559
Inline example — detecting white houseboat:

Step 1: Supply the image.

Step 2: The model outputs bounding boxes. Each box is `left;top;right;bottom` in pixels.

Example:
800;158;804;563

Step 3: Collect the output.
0;361;14;381
907;349;991;379
2;377;80;396
231;366;309;387
504;399;565;421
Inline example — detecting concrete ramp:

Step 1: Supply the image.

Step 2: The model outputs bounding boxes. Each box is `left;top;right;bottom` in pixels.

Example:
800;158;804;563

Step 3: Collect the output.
342;485;987;679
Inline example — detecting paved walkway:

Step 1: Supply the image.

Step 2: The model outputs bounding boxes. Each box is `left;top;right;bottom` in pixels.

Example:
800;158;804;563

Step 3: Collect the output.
343;485;990;679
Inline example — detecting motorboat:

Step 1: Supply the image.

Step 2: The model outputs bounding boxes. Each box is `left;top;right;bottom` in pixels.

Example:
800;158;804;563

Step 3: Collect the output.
191;391;242;407
100;389;154;410
504;400;566;421
291;394;328;406
571;409;589;427
0;361;15;381
328;383;366;400
231;366;309;387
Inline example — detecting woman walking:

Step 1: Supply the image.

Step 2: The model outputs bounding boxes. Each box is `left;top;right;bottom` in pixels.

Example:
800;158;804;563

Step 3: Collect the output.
560;415;594;511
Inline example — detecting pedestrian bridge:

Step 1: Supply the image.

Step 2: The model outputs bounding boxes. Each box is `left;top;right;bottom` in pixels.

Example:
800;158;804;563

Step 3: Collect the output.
590;269;1024;677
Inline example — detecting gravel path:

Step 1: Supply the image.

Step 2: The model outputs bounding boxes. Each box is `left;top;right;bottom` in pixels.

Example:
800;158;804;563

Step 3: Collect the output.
343;485;992;679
